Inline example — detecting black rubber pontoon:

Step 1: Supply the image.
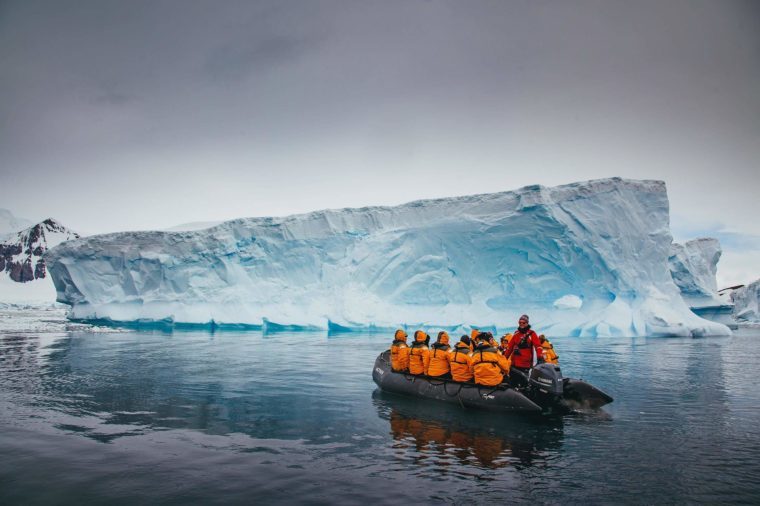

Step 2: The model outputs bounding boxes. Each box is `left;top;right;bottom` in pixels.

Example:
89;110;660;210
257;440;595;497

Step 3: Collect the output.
372;350;612;415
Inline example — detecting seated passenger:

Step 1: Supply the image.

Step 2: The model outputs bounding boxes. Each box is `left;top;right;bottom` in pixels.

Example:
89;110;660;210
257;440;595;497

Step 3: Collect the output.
390;329;410;372
539;334;559;364
428;331;452;379
409;330;431;375
470;331;511;386
498;333;512;354
450;335;473;382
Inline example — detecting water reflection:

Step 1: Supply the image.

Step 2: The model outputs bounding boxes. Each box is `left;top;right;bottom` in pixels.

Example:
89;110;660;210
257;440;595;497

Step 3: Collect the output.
373;390;563;471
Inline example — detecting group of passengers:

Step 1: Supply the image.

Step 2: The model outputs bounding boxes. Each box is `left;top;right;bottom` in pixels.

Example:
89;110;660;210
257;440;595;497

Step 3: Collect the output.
389;314;559;387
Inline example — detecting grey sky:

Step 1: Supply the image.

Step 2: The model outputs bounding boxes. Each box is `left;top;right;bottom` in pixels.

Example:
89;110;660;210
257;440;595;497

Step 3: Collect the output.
1;0;759;285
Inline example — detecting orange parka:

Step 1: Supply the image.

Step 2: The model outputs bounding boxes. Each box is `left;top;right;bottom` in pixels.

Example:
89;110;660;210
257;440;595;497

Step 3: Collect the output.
409;330;431;375
540;337;559;365
470;343;511;386
390;329;410;372
428;332;451;377
449;341;473;382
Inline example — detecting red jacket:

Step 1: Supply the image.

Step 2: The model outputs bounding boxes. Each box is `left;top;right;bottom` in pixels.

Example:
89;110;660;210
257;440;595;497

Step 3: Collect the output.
505;327;543;369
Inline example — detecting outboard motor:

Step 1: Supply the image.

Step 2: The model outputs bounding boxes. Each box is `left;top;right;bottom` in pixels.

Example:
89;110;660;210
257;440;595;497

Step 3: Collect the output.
529;363;564;397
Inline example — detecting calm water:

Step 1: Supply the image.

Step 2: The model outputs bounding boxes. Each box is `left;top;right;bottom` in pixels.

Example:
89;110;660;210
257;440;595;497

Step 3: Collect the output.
1;318;759;504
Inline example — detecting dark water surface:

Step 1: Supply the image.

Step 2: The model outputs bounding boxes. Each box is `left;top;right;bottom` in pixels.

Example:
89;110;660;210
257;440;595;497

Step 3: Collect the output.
1;324;759;505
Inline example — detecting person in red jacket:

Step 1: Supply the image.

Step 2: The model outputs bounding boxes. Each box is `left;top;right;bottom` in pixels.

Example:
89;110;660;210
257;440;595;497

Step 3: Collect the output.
504;314;544;386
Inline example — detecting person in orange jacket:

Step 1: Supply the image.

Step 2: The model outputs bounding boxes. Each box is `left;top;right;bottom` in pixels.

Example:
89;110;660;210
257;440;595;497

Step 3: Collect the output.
428;331;452;378
390;329;411;372
450;335;473;382
539;334;559;364
409;330;431;375
470;331;511;386
498;333;512;354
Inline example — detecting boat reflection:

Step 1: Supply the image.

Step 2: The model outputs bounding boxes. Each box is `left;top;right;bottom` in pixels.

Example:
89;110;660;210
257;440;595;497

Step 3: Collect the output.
373;390;564;470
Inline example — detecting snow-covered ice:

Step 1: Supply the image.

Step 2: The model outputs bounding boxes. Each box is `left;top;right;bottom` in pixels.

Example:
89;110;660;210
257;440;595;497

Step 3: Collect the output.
0;304;127;334
46;178;731;336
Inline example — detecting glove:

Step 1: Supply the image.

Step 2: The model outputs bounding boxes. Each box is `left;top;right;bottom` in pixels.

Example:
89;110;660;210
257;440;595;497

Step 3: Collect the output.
536;357;545;365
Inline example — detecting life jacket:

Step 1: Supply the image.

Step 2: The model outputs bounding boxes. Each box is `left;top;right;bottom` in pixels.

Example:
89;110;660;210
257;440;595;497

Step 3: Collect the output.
471;344;510;386
409;340;430;375
541;340;559;364
428;341;451;377
390;339;410;372
450;342;473;382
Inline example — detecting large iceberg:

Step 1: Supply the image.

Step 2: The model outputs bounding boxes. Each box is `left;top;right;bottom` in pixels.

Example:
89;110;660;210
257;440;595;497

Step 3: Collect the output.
46;178;730;336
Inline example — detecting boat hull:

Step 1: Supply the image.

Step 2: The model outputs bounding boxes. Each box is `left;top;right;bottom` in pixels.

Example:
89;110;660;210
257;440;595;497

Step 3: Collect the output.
372;351;613;415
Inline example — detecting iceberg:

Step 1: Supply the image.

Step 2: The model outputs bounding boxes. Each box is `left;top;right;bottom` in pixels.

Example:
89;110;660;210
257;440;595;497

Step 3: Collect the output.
668;238;737;329
669;238;722;307
46;178;730;336
730;280;760;323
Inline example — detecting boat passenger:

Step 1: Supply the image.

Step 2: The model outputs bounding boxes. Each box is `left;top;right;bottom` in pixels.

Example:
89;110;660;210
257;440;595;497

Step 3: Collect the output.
428;331;452;379
504;315;544;385
390;329;411;372
470;331;511;386
498;333;512;354
450;336;474;382
539;334;559;364
409;330;431;375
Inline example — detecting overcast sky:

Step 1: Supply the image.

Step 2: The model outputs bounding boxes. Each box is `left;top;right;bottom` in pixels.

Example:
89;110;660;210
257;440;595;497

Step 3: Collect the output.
1;0;758;286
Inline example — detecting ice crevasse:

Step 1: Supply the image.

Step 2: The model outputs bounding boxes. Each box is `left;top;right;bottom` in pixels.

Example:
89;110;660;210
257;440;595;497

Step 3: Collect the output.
46;178;730;337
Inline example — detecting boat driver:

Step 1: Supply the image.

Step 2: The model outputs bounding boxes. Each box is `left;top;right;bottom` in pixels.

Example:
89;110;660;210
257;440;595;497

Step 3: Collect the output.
503;314;544;387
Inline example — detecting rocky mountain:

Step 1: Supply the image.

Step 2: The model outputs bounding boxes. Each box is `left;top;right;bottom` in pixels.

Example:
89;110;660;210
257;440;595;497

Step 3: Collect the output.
1;219;80;283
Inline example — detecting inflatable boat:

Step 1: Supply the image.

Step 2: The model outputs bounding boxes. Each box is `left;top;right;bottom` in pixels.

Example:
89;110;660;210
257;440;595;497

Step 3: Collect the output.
372;350;613;415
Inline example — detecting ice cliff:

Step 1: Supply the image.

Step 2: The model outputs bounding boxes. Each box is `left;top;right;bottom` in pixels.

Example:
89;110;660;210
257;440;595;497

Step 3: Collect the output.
46;178;730;336
730;280;760;323
669;238;722;307
668;238;737;329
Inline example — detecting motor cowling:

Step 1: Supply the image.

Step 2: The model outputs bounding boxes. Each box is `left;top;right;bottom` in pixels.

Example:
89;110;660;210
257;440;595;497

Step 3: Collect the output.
529;363;564;396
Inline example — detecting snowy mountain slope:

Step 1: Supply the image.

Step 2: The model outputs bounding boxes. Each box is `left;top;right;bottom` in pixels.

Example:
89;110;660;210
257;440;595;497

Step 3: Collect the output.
0;208;33;239
0;219;80;303
46;178;730;336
